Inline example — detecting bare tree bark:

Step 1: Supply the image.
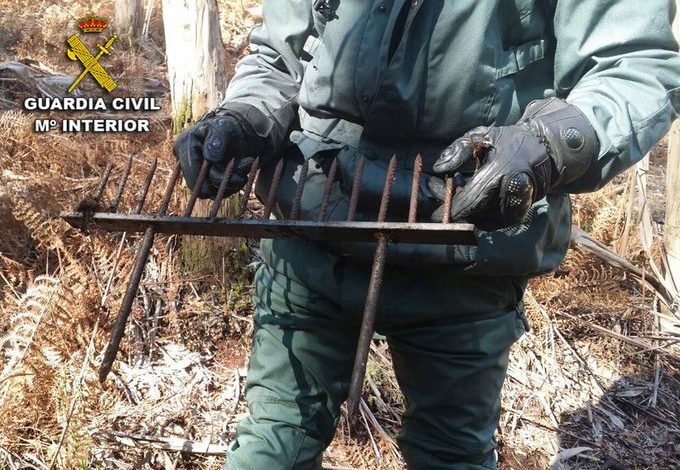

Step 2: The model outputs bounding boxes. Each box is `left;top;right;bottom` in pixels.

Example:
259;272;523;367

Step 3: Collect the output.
665;8;680;291
115;0;145;42
162;0;232;277
162;0;227;132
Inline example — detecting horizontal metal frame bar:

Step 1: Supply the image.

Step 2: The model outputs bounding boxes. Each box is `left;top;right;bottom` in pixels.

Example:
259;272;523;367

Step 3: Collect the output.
60;212;478;245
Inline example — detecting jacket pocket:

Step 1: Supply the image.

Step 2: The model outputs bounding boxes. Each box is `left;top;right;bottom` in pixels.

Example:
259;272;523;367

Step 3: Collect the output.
496;38;547;79
487;38;548;125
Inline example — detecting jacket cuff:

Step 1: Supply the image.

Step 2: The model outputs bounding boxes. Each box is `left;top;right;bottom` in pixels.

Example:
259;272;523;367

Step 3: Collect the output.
218;102;273;138
217;102;287;160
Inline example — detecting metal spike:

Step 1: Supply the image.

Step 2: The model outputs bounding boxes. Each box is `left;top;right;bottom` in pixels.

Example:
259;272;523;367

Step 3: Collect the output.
134;158;158;214
159;161;182;215
263;158;285;220
318;158;338;222
111;154;135;213
378;155;398;222
347;155;397;414
209;158;237;219
289;160;309;220
184;160;211;217
408;154;423;223
94;163;114;200
442;177;454;224
99;160;182;383
238;158;260;217
347;156;366;222
347;234;388;414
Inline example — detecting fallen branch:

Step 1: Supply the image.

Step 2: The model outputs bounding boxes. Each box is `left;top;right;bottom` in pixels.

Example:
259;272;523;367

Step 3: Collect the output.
570;226;676;306
553;309;680;364
101;431;228;455
100;431;358;469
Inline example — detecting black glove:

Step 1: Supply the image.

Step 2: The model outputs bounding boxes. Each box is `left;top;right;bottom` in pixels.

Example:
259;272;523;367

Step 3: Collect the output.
429;98;599;231
173;109;265;198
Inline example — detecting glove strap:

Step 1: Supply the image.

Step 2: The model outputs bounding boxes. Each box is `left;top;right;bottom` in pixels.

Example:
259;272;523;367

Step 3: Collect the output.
522;98;599;187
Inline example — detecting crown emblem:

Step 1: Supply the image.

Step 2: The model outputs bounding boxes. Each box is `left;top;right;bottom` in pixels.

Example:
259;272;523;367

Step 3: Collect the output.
78;16;108;33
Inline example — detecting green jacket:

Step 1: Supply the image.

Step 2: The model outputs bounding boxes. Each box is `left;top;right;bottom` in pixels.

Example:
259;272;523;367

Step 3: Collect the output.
221;0;680;276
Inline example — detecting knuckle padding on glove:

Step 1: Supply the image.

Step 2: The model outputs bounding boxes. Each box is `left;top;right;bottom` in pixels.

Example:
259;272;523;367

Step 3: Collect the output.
430;98;598;231
434;126;492;174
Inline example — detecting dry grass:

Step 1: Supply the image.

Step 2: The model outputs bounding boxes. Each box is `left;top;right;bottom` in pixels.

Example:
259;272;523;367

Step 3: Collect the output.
1;1;679;469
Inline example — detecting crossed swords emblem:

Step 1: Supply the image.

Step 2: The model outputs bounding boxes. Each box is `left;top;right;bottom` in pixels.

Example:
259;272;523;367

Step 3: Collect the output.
67;34;118;93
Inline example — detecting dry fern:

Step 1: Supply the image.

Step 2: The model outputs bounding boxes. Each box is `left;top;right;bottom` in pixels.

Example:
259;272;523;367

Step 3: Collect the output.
0;276;60;391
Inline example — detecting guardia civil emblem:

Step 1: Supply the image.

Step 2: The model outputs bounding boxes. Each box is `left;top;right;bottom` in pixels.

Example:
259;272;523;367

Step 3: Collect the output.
66;16;118;93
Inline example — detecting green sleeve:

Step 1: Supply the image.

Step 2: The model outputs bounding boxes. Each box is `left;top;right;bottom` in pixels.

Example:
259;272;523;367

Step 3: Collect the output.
553;0;680;193
220;0;314;157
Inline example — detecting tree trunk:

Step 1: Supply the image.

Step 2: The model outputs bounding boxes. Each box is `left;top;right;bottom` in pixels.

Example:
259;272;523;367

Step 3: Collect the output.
162;0;227;132
115;0;144;42
162;0;233;278
665;8;680;291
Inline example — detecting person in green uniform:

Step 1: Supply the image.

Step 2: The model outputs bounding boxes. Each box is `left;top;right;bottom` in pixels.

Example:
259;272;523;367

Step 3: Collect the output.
173;1;680;468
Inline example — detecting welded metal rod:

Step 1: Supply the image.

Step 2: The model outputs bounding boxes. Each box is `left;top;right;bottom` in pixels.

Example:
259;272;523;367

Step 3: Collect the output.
318;158;338;221
347;156;366;222
99;161;182;382
111;154;135;212
61;213;477;245
103;158;159;314
346;155;397;414
94;163;114;200
442;177;454;224
209;158;237;219
409;154;422;223
134;158;158;214
263;158;285;220
289;160;309;220
184;160;211;217
238;158;260;217
347;234;388;414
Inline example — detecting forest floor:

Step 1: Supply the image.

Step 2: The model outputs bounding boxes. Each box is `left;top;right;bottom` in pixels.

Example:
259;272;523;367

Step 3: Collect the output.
1;1;679;469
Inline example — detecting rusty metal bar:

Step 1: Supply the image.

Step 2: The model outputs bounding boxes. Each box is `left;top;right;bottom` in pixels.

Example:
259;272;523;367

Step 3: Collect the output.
347;235;388;414
99;161;182;382
134;158;158;214
103;158;158;310
111;154;135;212
159;162;182;214
263;158;285;220
408;154;422;224
346;155;397;414
184;160;211;217
289;160;309;220
94;163;114;200
209;158;237;219
378;156;397;220
442;177;454;224
238;158;260;217
61;213;477;245
318;158;338;221
347;156;366;222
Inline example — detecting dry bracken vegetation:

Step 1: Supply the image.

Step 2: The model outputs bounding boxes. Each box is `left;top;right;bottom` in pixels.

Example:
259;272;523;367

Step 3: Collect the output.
1;1;679;469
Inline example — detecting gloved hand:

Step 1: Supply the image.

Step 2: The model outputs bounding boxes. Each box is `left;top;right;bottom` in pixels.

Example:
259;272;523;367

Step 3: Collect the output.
428;98;599;231
173;109;265;198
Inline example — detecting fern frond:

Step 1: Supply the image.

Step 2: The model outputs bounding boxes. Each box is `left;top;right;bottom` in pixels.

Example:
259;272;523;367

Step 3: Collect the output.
0;276;60;385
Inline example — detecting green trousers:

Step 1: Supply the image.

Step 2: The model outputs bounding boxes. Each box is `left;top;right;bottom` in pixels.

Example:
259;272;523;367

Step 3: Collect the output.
226;238;527;469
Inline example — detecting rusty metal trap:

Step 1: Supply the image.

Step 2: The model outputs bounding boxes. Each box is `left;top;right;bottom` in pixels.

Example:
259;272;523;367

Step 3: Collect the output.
61;153;477;413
